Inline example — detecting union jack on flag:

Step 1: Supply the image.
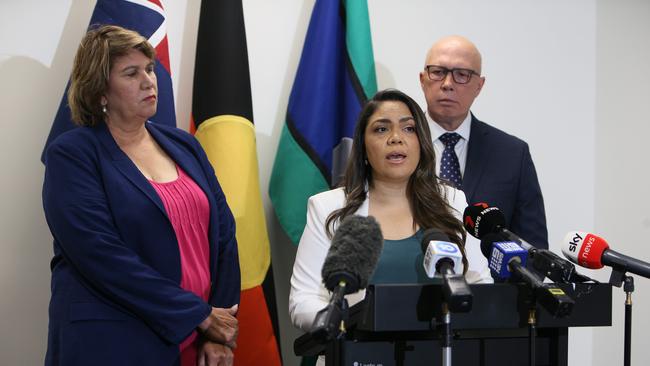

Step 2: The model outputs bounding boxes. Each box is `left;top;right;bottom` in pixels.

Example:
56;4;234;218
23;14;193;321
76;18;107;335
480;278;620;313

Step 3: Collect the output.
42;0;176;161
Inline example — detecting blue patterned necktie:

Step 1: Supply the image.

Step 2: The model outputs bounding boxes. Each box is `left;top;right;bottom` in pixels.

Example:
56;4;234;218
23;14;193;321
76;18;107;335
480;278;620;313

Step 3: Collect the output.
439;132;463;188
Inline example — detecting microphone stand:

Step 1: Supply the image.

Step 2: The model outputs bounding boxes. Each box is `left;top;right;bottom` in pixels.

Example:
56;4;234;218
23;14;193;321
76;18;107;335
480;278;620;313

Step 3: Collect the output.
509;260;575;366
527;307;536;366
436;270;472;366
440;302;452;366
609;269;634;366
624;276;634;366
331;299;349;366
310;281;351;343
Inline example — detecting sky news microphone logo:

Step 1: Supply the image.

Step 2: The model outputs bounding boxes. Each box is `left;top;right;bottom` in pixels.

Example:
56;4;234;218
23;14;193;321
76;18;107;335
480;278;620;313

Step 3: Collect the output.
564;231;602;268
566;232;583;253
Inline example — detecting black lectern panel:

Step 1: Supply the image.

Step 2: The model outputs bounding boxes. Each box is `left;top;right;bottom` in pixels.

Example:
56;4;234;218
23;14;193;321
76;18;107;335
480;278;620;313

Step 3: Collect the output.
331;333;562;366
359;282;611;331
295;283;611;366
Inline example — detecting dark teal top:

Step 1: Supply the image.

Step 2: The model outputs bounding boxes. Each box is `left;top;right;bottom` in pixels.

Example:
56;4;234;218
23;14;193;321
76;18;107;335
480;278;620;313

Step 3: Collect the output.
369;229;441;284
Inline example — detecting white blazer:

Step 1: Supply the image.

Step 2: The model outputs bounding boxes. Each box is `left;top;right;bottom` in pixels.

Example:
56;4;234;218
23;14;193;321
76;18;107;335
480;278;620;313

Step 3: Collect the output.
289;185;492;332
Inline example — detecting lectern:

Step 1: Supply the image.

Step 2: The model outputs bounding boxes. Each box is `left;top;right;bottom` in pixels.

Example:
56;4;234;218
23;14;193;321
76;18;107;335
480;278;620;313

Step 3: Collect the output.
295;283;611;366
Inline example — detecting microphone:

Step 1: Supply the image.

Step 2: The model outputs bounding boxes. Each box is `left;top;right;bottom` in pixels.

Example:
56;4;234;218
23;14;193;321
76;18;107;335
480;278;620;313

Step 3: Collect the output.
310;215;383;341
421;229;472;312
562;231;650;280
480;234;575;318
464;204;591;283
421;229;464;277
479;233;529;280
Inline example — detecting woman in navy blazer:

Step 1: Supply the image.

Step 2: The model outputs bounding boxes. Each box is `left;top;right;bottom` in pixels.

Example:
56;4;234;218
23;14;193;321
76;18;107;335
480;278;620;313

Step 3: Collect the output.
42;25;240;365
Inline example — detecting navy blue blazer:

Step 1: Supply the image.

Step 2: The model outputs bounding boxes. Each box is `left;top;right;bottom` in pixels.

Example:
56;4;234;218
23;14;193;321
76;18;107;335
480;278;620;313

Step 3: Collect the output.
42;122;240;365
463;115;548;249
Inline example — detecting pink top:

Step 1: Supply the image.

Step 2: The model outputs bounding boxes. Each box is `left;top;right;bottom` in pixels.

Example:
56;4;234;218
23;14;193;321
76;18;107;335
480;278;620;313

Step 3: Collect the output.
150;167;211;366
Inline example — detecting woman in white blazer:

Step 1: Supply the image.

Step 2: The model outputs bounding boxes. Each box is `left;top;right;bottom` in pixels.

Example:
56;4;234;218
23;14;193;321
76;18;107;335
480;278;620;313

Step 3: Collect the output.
289;89;491;333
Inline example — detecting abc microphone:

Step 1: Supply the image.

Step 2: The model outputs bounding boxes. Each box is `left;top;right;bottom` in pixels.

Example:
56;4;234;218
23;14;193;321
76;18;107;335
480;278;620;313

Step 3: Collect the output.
464;204;591;283
480;234;575;318
562;232;650;280
421;229;464;277
421;229;472;312
310;215;383;341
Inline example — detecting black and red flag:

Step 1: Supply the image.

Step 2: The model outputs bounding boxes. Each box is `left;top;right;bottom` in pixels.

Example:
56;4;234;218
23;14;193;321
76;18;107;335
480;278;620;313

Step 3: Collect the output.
191;1;281;365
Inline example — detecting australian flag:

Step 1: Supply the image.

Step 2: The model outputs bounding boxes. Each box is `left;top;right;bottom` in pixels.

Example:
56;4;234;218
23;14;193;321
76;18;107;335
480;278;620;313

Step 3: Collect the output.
41;0;175;162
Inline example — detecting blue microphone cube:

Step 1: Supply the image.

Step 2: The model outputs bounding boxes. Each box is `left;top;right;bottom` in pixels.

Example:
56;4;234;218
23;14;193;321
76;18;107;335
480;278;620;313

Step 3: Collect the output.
489;241;528;279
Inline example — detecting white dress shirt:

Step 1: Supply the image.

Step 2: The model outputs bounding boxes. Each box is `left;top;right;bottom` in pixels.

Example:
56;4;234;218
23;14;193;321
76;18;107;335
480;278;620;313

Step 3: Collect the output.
428;112;472;176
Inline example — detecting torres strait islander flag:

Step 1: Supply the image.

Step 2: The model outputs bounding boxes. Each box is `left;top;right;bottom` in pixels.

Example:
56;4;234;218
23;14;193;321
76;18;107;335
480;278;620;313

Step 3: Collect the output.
191;1;281;365
42;0;175;161
269;0;378;245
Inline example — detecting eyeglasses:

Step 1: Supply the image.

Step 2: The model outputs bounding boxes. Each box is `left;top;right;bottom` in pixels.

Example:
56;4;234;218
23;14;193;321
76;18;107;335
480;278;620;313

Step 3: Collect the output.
425;65;479;84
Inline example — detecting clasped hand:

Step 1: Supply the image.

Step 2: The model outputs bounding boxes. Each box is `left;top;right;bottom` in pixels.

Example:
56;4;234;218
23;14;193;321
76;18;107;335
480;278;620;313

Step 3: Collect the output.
198;304;239;349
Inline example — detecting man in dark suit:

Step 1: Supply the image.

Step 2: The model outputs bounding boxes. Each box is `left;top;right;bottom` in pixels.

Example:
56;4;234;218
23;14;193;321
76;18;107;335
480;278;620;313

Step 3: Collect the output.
419;35;548;248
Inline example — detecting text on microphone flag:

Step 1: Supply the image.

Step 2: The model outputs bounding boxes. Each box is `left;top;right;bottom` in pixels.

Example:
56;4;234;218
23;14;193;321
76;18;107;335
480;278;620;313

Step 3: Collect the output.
489;247;505;274
498;241;526;253
436;241;459;254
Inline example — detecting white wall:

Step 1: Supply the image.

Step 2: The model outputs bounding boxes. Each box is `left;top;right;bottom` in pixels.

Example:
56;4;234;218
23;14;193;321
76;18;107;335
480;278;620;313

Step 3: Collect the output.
0;2;92;365
0;1;647;365
594;1;650;365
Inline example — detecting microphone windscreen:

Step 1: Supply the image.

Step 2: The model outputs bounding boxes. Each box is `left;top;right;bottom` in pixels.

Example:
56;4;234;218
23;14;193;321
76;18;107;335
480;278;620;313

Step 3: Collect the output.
562;231;609;269
463;204;507;239
420;228;451;253
479;232;507;259
321;215;383;293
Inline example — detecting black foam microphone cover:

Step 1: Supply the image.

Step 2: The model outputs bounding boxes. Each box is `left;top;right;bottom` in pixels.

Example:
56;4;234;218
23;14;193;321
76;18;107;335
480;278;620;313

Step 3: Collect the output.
463;204;507;239
479;232;510;259
321;215;383;294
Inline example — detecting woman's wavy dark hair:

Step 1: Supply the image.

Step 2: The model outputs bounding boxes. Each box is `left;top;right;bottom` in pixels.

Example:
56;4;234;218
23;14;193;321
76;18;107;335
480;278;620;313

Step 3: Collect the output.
324;88;468;272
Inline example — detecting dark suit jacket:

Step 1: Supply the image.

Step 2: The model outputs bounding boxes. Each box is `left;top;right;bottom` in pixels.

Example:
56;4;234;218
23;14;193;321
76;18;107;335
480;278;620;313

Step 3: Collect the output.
42;122;240;366
463;115;548;248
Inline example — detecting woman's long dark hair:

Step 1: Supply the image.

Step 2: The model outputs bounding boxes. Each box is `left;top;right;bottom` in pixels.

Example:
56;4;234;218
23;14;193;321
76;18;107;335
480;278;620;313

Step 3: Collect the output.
325;89;468;272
